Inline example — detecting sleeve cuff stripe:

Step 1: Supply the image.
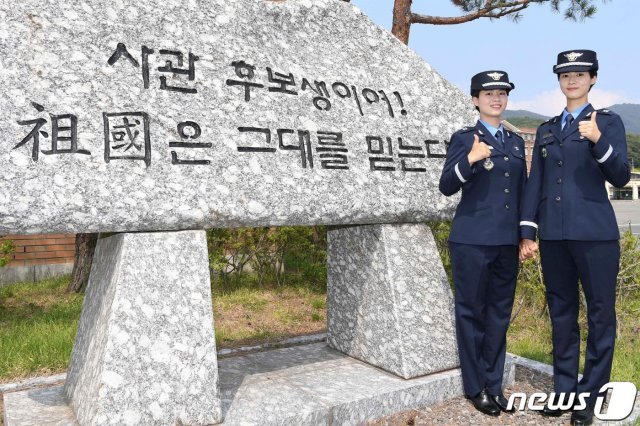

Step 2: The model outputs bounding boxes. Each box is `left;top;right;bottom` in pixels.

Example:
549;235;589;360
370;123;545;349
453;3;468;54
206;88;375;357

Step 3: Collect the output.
596;145;613;163
455;163;467;183
520;221;538;229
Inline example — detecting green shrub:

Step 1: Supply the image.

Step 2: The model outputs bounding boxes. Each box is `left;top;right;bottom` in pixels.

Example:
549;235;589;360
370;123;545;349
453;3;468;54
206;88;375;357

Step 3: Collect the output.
206;226;327;293
0;237;15;268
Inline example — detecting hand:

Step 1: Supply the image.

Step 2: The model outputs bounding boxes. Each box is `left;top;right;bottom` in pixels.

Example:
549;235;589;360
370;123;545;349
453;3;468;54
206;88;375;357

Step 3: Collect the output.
519;239;539;262
467;134;492;165
578;111;601;143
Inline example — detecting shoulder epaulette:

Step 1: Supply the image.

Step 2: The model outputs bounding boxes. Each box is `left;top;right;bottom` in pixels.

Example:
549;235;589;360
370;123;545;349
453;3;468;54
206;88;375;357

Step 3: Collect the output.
596;108;616;116
510;131;525;141
455;126;475;135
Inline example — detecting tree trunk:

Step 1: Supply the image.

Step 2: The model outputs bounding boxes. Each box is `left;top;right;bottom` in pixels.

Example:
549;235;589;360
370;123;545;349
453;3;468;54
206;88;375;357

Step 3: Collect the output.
391;0;412;45
67;233;99;293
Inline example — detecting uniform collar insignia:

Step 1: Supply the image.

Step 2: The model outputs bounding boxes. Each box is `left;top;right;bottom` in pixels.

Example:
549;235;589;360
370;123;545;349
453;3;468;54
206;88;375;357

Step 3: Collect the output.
486;72;504;81
564;52;583;62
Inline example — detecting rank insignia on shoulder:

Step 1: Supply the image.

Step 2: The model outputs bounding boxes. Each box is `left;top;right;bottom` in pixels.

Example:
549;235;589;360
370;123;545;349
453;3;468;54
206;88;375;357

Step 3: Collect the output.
515;146;519;151
483;158;494;170
541;147;548;158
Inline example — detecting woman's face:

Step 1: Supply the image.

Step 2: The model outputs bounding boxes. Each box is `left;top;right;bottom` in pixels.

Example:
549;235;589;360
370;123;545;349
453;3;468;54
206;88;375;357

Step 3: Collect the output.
559;71;596;101
473;89;508;119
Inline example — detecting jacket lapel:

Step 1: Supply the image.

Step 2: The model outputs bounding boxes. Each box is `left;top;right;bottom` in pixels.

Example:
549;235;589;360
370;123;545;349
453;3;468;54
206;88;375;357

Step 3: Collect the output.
549;115;562;142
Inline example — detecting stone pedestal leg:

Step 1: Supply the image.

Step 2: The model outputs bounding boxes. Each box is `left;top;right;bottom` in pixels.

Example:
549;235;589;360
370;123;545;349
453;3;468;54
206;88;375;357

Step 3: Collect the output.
327;223;459;379
64;231;222;425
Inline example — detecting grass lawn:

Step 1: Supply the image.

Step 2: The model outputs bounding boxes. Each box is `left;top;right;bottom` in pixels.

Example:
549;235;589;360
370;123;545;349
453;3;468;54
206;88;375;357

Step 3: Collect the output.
507;298;640;386
0;275;326;382
1;274;638;389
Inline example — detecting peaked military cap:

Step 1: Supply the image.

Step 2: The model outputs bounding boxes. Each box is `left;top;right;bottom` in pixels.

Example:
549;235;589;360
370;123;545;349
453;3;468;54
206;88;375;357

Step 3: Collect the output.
470;70;515;95
553;49;598;73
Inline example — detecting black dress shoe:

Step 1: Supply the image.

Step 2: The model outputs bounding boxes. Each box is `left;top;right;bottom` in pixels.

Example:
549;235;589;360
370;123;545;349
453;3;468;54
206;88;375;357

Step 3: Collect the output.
571;407;594;426
468;390;501;416
541;404;567;417
491;394;515;413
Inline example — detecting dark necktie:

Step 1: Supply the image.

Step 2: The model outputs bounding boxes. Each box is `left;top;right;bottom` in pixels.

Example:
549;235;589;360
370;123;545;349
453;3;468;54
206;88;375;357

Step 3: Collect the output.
563;114;574;133
495;130;504;148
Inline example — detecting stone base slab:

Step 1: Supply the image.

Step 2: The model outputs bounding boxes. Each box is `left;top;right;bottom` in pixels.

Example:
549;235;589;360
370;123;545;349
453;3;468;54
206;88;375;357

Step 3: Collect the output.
5;344;640;425
5;342;515;425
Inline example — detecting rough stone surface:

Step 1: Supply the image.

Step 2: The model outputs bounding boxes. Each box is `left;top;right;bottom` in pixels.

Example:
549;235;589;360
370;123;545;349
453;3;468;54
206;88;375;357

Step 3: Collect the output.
4;343;514;426
5;349;640;425
4;386;77;426
63;231;221;425
327;223;459;379
0;0;475;235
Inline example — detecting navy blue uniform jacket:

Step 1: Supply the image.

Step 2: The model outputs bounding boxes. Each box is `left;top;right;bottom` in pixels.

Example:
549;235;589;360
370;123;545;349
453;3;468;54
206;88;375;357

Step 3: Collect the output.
439;121;527;246
520;104;630;241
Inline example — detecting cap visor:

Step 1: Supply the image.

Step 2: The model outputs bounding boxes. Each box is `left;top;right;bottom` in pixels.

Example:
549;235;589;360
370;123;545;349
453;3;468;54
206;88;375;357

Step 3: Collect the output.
553;65;592;73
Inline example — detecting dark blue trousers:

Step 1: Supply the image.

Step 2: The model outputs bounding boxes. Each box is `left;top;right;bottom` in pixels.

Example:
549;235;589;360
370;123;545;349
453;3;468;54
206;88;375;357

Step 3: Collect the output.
449;242;518;397
539;240;619;405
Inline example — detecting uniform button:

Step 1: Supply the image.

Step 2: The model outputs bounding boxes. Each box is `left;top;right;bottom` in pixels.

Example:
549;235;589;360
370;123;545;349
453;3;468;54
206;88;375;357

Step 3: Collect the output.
557;160;563;166
555;196;561;202
504;172;510;178
504;156;509;161
504;188;510;194
557;178;562;184
505;204;510;210
559;143;563;147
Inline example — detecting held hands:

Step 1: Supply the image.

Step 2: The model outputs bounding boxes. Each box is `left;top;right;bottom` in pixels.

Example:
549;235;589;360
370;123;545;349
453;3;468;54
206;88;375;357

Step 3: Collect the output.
519;239;538;262
578;111;601;143
467;134;492;165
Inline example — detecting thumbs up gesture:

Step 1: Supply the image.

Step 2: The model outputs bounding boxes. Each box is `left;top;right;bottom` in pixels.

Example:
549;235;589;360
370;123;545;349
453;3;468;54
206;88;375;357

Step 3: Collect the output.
578;111;602;143
467;134;492;165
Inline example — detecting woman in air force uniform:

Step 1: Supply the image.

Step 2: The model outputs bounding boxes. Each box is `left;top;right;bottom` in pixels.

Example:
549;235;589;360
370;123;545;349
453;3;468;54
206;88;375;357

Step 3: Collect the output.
519;50;630;426
439;71;526;417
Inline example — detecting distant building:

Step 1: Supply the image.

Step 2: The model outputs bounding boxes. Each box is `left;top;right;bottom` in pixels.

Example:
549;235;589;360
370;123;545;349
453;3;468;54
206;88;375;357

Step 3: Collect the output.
504;120;640;200
502;121;535;174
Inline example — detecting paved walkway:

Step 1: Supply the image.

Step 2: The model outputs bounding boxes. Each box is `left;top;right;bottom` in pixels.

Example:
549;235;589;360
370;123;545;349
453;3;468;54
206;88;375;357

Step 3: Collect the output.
613;200;640;235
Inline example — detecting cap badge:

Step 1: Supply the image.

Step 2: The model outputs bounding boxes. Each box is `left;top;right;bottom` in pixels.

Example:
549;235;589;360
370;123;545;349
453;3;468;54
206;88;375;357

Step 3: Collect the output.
564;52;583;62
487;72;504;81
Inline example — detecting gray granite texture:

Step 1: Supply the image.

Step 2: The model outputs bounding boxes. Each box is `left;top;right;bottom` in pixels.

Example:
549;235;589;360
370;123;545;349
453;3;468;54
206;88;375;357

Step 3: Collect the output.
5;342;515;426
0;0;475;235
63;231;221;425
327;223;459;379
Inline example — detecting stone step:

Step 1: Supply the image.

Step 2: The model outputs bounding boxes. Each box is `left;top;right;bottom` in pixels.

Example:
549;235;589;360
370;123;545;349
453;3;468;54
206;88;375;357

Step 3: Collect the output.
4;342;507;425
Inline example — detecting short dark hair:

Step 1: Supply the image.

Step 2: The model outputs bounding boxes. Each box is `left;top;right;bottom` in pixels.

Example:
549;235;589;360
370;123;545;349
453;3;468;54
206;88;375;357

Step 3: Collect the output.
556;70;598;91
556;70;598;80
471;90;480;111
